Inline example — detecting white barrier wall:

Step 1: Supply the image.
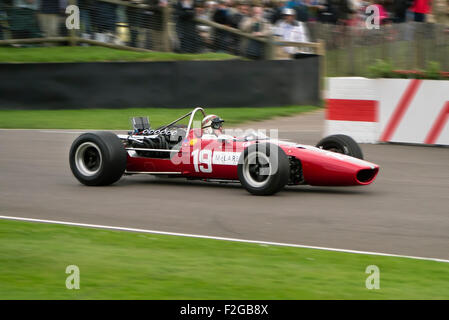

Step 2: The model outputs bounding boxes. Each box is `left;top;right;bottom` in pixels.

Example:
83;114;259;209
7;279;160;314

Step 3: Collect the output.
325;78;379;143
325;77;449;145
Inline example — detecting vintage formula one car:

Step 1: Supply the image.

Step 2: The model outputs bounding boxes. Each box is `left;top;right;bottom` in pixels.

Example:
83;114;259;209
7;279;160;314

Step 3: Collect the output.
69;107;379;195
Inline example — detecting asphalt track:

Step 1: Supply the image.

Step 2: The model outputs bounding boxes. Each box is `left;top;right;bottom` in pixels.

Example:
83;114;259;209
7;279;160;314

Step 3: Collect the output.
1;111;448;260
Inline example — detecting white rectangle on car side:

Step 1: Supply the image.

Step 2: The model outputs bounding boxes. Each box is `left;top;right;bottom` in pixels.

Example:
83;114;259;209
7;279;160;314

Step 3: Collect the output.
212;152;240;166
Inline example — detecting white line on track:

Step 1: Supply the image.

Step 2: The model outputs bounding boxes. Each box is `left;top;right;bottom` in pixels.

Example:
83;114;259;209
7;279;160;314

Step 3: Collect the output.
1;215;448;263
0;129;92;134
38;131;90;134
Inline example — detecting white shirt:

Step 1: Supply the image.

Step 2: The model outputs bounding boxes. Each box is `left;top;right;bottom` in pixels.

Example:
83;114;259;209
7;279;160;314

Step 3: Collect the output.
274;20;311;55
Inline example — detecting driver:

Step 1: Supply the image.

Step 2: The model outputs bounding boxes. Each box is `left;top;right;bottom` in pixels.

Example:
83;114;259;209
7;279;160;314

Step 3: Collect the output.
201;114;225;137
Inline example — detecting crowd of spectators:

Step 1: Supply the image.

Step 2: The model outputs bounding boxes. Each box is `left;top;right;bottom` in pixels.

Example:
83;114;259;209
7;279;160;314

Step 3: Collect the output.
171;0;446;58
1;0;448;58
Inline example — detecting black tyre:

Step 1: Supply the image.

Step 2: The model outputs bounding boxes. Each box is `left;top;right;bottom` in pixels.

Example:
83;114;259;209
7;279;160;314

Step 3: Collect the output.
69;132;127;186
238;143;290;195
315;134;364;159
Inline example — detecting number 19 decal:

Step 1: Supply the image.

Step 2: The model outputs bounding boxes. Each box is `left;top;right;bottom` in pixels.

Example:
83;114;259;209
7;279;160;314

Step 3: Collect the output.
192;149;212;173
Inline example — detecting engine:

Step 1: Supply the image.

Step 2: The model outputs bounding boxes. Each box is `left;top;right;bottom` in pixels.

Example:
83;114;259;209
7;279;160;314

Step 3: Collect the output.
129;129;185;158
127;116;186;158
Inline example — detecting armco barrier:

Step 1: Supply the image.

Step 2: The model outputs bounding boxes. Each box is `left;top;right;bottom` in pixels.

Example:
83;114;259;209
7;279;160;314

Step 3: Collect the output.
0;58;319;110
325;77;449;145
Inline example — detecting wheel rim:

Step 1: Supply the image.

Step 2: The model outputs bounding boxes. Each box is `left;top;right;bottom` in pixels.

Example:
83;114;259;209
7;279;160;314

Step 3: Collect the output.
74;142;102;176
242;152;271;188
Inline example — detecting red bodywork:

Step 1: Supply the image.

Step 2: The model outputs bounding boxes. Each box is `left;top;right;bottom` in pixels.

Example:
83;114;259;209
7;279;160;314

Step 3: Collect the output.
125;129;379;186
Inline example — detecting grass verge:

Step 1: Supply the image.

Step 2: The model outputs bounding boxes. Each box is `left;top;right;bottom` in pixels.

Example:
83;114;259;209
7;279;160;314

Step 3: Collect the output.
0;46;237;63
0;106;318;130
0;219;448;299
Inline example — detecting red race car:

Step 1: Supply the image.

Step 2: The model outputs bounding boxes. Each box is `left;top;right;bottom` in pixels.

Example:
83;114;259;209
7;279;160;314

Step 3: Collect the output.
69;107;379;195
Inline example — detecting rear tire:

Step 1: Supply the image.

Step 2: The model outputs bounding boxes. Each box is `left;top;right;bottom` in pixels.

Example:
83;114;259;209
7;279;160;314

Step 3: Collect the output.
315;134;364;159
238;143;289;195
69;132;127;186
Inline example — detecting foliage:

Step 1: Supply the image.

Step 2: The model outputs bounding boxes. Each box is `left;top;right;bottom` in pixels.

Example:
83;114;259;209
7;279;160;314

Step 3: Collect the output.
368;60;447;80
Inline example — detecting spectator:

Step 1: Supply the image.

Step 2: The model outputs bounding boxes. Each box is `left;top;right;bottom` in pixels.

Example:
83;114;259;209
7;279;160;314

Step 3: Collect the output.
195;2;217;50
125;0;144;47
139;0;156;49
269;0;287;24
315;0;338;23
274;7;311;59
212;0;229;51
335;0;355;24
263;1;277;23
125;0;158;50
195;4;211;48
371;0;391;24
228;1;250;54
10;0;41;39
0;0;10;40
392;0;413;22
203;1;218;19
240;5;271;59
289;0;310;22
92;0;117;43
411;0;432;22
38;0;61;39
345;0;362;25
229;1;249;28
79;0;94;39
175;0;201;53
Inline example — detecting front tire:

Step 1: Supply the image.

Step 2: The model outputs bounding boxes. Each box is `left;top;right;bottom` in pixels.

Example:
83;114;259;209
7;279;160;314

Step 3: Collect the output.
315;134;364;159
238;143;290;195
69;132;127;186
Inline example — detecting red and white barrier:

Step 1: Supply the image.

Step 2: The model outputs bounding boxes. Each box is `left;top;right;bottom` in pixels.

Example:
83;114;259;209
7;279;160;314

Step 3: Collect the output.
325;77;449;145
325;78;379;143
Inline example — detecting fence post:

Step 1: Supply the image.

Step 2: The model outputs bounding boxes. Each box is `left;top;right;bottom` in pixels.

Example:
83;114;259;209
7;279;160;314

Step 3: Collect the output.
68;0;77;46
347;26;355;76
161;5;171;52
264;34;275;60
439;23;449;71
414;23;425;69
318;39;326;101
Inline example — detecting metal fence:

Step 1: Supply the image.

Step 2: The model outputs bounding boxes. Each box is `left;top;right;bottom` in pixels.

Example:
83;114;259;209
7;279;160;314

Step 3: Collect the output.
0;0;322;55
1;0;447;75
307;21;449;76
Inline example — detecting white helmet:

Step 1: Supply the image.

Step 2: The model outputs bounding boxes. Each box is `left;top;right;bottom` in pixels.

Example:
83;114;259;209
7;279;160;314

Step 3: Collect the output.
282;8;296;16
202;114;225;135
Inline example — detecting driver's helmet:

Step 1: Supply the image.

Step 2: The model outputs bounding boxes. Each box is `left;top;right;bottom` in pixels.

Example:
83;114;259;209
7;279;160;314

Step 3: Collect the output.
202;115;225;135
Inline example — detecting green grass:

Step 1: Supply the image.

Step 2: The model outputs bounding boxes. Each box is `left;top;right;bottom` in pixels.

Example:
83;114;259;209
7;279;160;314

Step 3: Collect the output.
0;106;318;130
0;219;448;299
0;46;237;63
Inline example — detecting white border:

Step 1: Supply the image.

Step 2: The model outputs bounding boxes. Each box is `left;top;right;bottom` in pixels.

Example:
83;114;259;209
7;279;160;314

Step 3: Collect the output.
0;215;448;264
